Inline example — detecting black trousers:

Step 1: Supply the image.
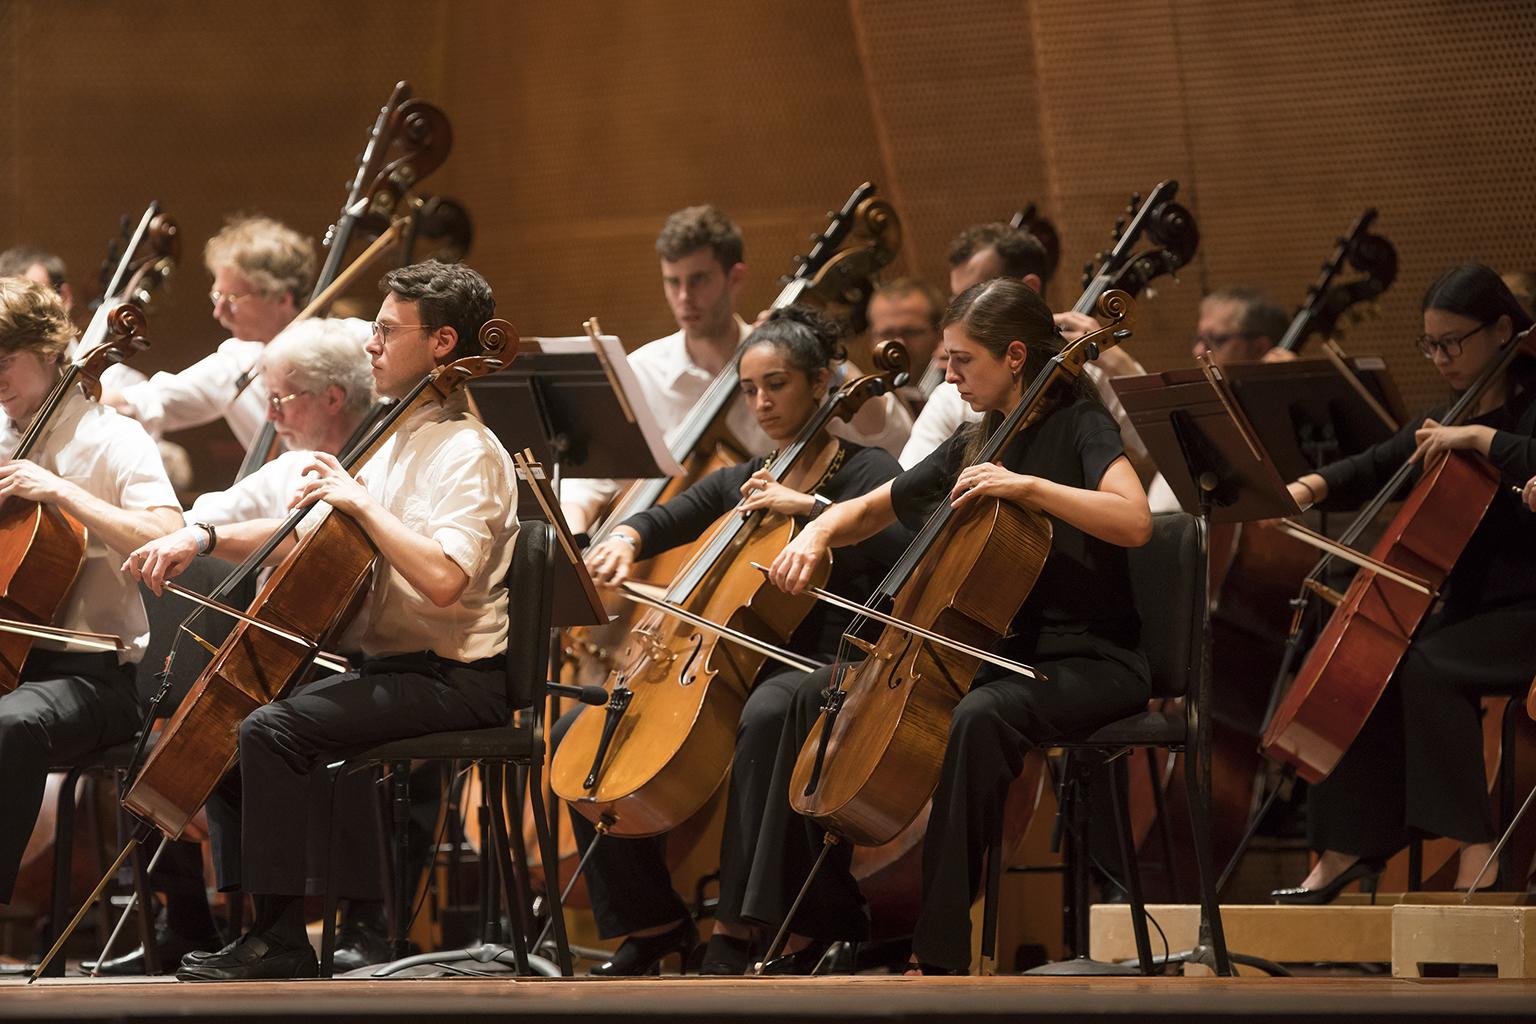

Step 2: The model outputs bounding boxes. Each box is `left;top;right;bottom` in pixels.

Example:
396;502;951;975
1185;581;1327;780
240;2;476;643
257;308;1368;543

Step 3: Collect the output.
742;633;1150;971
1309;602;1536;859
0;651;142;904
206;653;508;900
551;668;803;939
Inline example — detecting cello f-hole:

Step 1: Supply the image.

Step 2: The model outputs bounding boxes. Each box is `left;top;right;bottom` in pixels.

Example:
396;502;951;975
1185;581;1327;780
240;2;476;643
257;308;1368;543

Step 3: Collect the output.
677;633;704;686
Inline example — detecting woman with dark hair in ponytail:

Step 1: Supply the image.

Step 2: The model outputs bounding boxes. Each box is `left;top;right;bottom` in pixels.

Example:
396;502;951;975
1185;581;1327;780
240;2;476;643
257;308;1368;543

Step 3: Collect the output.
757;278;1153;974
1272;264;1536;903
555;306;912;976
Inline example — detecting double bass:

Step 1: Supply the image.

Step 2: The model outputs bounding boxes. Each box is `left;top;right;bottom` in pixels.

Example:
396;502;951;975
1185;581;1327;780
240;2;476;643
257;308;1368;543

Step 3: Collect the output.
235;80;452;480
552;341;912;837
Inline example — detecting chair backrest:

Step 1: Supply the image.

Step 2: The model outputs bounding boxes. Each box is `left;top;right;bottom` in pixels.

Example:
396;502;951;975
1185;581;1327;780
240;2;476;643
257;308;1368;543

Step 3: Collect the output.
504;520;555;714
1126;511;1205;701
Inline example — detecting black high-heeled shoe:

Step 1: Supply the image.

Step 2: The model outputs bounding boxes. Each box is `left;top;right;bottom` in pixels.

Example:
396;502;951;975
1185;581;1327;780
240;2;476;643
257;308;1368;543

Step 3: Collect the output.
1270;857;1386;905
698;933;755;976
757;938;833;976
589;918;698;977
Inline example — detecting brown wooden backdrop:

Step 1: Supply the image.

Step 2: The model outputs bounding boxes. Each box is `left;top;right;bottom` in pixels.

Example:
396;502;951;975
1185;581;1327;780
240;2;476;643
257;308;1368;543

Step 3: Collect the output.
2;0;1533;486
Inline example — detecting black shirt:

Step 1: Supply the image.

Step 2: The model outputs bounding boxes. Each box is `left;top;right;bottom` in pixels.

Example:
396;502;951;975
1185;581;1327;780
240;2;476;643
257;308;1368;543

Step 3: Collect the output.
624;442;912;658
1316;363;1536;622
889;397;1142;654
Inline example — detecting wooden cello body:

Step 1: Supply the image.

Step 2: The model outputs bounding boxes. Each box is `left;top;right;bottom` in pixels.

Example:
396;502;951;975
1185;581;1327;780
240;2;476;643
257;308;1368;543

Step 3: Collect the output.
1262;450;1497;783
790;498;1050;844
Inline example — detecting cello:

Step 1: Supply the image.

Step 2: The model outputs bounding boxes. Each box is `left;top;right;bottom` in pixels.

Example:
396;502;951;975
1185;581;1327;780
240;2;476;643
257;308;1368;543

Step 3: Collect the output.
565;183;901;687
0;204;176;692
786;290;1136;849
1263;320;1536;782
552;340;913;837
234;80;452;480
121;318;516;839
1134;212;1400;898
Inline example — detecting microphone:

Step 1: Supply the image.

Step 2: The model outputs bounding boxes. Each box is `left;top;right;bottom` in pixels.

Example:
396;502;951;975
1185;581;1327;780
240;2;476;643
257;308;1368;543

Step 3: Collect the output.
546;681;607;706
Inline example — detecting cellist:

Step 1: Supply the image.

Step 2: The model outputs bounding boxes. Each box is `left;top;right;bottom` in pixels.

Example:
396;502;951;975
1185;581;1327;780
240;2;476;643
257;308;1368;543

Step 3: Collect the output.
0;278;182;906
763;278;1153;974
1272;265;1536;902
126;260;518;981
561;307;911;976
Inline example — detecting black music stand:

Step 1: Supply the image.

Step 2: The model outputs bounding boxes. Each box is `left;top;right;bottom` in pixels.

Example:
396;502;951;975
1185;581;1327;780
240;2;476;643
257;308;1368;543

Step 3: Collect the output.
1111;367;1300;977
468;334;682;491
1221;355;1405;481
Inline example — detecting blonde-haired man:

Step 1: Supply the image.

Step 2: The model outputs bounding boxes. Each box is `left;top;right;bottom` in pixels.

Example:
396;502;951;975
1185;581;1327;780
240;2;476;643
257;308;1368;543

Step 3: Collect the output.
0;278;182;906
105;215;367;457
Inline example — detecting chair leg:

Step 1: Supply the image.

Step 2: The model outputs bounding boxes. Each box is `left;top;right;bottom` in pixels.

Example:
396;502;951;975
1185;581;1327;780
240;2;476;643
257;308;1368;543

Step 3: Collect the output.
525;756;573;976
388;760;413;959
1145;749;1181;898
499;765;536;943
1500;700;1520;886
1110;757;1154;974
483;765;532;975
318;762;346;978
42;767;87;978
979;820;1004;975
124;811;160;976
1182;742;1232;976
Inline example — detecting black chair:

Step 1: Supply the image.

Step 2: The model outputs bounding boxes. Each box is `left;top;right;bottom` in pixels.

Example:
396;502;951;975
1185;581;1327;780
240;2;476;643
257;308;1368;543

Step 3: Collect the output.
314;520;573;978
982;511;1234;977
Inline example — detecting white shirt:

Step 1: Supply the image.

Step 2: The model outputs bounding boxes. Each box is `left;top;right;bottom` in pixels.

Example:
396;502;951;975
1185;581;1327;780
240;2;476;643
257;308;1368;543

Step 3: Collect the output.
311;391;517;663
114;318;372;446
897;363;1152;472
1;391;181;664
185;449;314;527
561;318;914;529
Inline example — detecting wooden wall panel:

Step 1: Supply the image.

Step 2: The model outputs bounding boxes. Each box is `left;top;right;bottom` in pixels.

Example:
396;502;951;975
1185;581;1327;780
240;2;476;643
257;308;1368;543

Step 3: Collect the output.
433;0;889;347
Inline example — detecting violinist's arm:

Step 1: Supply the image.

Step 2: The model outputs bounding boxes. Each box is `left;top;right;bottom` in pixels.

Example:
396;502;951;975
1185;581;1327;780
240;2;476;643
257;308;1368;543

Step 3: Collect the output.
0;459;181;556
768;482;898;594
948;456;1153;548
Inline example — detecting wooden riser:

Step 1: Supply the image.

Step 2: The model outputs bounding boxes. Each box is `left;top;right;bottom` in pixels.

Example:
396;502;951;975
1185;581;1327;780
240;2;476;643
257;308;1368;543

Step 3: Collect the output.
1393;905;1536;979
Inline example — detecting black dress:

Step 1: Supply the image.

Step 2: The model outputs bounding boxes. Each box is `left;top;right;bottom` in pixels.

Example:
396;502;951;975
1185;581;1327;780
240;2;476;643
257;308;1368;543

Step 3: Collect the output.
1306;368;1536;859
740;397;1152;971
551;442;910;938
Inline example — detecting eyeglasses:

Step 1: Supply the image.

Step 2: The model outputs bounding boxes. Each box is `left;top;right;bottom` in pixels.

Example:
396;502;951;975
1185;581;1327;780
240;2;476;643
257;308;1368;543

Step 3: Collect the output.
370;321;427;342
209;289;257;309
267;390;312;413
1193;332;1246;352
1415;322;1486;360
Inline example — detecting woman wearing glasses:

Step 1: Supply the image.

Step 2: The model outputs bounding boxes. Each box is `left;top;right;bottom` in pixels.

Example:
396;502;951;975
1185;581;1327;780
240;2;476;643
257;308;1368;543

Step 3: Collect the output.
1273;264;1536;903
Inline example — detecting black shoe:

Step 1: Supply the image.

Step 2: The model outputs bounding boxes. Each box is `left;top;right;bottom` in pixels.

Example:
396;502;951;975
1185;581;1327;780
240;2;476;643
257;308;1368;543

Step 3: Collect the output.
175;933;318;982
332;916;394;973
180;936;243;968
1271;858;1385;905
589;918;697;977
757;938;833;976
698;933;755;976
83;923;222;977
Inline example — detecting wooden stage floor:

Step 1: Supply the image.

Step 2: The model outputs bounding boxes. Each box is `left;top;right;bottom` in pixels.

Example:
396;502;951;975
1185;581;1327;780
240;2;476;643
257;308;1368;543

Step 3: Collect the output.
2;976;1535;1023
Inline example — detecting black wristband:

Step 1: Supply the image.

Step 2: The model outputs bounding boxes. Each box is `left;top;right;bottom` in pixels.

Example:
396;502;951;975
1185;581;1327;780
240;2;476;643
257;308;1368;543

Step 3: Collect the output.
193;521;217;557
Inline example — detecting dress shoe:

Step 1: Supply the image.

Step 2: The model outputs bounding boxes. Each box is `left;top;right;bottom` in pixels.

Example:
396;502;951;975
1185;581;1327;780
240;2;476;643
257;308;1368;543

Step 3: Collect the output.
176;933;318;982
332;915;394;973
589;918;697;977
698;933;755;976
757;938;833;975
83;923;221;977
1271;857;1385;905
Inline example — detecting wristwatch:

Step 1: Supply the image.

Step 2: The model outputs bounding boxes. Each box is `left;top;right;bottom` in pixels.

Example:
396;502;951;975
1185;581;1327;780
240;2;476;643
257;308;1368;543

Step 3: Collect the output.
192;521;217;557
807;494;834;520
